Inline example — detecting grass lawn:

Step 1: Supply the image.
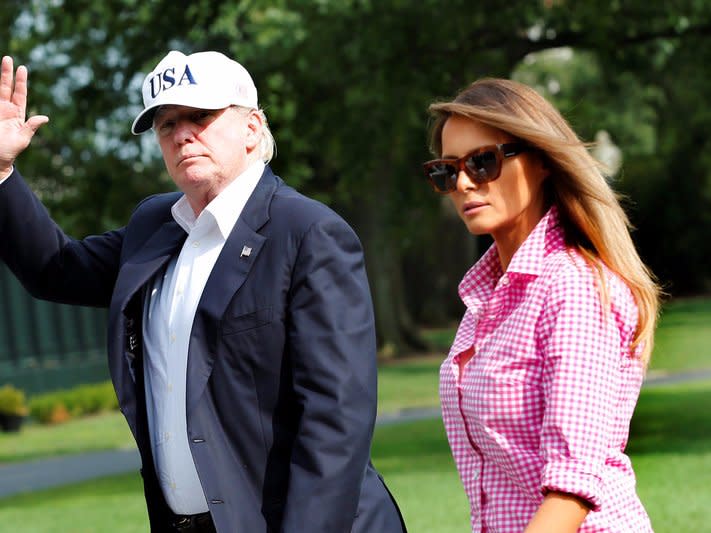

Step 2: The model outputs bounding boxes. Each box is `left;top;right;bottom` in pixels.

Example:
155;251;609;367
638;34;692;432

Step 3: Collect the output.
378;355;442;414
0;472;148;533
1;297;709;531
649;297;711;373
628;380;711;532
0;418;468;533
2;296;709;467
0;411;134;464
372;417;470;532
2;381;710;532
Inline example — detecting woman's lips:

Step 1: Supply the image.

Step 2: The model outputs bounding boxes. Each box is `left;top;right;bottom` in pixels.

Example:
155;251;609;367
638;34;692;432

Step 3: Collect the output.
462;201;488;216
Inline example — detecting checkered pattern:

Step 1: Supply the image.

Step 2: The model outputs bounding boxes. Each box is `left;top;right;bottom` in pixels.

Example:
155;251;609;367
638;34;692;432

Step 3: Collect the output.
440;207;653;532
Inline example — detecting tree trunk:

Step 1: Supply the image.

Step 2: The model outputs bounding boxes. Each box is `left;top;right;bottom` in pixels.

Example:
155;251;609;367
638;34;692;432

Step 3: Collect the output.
355;197;429;360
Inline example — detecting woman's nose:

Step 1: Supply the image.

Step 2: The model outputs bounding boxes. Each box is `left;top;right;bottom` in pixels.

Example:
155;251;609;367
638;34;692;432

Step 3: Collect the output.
456;169;479;192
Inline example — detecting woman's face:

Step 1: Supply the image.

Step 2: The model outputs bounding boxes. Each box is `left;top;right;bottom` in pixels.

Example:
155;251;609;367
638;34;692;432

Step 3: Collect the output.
441;115;549;258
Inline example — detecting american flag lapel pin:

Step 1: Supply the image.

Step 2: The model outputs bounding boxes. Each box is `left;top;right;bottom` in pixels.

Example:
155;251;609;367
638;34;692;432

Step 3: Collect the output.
240;245;252;258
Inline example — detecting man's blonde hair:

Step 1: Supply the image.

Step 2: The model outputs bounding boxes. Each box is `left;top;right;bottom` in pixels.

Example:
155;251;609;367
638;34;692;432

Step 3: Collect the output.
235;106;276;163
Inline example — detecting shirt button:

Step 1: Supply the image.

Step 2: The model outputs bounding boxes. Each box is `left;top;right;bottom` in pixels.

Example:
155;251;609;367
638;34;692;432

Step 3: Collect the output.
167;383;173;392
473;470;480;480
192;241;200;248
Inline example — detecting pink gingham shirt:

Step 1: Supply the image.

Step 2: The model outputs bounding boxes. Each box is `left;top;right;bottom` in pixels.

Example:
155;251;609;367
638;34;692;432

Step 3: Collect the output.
440;207;653;532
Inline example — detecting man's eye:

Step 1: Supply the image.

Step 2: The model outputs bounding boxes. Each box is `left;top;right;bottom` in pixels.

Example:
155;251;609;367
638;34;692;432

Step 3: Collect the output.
157;120;175;135
193;111;213;122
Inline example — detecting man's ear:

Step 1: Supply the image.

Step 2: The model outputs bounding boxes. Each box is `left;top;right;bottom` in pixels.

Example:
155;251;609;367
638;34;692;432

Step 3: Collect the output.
245;110;263;151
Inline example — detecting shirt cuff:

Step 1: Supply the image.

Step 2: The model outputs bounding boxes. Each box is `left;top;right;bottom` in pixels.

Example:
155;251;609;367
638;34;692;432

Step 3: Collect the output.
540;461;603;512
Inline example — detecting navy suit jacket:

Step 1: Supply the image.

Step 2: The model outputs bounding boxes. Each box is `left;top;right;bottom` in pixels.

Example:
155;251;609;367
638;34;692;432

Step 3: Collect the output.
0;167;406;533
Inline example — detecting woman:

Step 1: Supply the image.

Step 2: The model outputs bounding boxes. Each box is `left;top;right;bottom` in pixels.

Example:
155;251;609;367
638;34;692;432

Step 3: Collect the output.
423;79;659;532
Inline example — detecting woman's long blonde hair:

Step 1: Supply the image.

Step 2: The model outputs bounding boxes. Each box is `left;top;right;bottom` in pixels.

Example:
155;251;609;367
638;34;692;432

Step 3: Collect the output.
428;78;659;365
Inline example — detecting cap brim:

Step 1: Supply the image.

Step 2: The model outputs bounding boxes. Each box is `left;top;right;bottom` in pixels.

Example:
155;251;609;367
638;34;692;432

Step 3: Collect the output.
131;105;161;135
131;90;254;135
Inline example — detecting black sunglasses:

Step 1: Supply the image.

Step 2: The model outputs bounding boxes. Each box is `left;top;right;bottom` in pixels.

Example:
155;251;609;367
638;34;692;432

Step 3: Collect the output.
422;143;530;194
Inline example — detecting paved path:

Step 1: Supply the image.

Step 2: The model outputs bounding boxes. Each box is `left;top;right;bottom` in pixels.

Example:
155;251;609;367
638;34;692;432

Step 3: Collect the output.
641;367;711;388
1;370;709;499
0;448;141;499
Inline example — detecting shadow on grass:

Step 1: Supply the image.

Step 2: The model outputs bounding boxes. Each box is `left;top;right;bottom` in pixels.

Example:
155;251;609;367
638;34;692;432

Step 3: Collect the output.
628;381;711;455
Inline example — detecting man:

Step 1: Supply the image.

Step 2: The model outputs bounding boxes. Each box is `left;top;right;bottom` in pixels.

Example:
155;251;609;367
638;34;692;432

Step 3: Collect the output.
0;51;406;533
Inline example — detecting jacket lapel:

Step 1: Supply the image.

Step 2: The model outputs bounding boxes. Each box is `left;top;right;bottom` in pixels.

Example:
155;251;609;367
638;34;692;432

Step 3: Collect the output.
186;168;277;415
114;220;188;305
109;219;187;429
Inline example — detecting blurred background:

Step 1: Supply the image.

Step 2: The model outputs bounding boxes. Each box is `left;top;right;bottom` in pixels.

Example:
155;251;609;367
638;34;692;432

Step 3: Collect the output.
1;1;710;532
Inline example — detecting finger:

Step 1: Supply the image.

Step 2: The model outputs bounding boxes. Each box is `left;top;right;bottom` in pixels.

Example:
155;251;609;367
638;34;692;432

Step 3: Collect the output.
0;56;14;101
12;65;28;111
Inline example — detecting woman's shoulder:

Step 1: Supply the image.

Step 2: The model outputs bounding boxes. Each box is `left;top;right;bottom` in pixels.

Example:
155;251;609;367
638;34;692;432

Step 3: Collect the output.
542;247;637;311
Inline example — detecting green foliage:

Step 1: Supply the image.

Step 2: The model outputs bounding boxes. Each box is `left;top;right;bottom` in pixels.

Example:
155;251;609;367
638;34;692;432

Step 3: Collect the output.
2;1;710;352
0;384;29;416
28;380;119;424
27;393;70;425
62;382;119;416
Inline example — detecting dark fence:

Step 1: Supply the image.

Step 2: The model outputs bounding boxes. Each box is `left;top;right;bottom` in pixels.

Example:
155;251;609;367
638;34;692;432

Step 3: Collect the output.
0;263;109;395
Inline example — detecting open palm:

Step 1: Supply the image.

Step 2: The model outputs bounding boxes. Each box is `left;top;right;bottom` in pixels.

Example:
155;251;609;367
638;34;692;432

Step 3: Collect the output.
0;55;48;173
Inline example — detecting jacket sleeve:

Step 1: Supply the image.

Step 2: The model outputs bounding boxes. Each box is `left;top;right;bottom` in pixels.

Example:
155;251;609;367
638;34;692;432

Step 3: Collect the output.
280;214;377;532
0;168;123;306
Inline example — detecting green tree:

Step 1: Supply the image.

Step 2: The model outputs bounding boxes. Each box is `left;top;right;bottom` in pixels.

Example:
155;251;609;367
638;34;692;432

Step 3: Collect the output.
3;0;710;355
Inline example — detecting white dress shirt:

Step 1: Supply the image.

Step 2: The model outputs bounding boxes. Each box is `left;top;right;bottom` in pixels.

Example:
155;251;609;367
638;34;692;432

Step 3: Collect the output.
142;160;264;514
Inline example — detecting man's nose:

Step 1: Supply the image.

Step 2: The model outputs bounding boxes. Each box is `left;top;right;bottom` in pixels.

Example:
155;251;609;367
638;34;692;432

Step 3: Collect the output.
173;119;196;144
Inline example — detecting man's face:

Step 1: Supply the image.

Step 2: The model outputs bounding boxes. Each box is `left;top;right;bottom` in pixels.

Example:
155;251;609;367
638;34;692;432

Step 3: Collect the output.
154;105;260;213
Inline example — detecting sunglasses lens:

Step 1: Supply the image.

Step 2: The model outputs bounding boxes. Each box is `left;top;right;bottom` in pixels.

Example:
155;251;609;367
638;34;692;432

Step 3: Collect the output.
465;151;499;183
427;163;456;192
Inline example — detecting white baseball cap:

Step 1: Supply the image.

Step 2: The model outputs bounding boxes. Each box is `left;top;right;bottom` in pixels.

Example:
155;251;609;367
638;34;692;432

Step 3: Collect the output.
131;50;258;135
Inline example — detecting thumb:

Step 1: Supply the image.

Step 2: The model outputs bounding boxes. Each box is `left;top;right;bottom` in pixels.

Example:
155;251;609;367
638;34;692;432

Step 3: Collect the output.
25;115;49;134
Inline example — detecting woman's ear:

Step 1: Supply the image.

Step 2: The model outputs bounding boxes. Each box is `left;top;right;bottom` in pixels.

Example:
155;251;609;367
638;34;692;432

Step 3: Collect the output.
532;152;551;180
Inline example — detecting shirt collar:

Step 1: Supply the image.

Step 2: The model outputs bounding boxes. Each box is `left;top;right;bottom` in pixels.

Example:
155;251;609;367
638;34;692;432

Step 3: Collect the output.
458;205;564;311
171;160;265;239
505;204;562;277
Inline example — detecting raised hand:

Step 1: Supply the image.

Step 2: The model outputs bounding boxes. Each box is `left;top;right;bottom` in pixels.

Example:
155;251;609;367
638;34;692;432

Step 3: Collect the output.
0;56;49;176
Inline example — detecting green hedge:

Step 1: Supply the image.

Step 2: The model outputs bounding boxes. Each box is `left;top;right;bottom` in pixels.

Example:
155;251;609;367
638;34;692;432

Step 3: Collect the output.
29;381;119;424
